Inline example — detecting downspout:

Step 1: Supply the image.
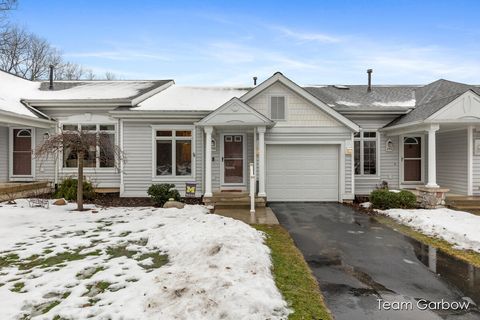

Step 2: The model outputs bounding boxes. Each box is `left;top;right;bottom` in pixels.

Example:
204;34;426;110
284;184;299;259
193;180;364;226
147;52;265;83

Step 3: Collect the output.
119;119;124;196
54;123;59;187
468;126;473;196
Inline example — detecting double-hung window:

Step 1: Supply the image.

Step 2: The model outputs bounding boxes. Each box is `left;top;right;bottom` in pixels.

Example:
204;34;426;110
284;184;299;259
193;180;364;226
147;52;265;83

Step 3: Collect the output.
354;131;377;175
155;129;193;177
270;96;286;120
62;124;116;168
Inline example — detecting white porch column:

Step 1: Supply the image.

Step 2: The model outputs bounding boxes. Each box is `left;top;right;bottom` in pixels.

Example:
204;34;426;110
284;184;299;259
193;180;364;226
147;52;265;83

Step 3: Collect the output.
204;126;213;197
258;126;266;197
426;124;439;188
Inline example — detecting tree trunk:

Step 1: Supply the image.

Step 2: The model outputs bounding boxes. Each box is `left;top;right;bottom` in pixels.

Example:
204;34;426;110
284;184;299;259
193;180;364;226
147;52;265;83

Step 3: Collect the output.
77;151;84;211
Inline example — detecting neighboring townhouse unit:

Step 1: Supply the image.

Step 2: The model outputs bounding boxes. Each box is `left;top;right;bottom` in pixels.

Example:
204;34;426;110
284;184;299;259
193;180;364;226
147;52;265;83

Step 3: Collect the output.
1;69;480;202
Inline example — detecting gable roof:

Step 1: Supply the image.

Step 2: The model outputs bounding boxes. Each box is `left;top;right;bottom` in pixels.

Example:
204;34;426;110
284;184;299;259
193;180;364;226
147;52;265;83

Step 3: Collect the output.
415;79;480;105
196;97;274;126
240;72;359;131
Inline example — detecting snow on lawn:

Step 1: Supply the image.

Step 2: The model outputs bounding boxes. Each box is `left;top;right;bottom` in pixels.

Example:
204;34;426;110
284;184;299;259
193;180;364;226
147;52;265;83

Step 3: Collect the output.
0;200;290;320
381;208;480;253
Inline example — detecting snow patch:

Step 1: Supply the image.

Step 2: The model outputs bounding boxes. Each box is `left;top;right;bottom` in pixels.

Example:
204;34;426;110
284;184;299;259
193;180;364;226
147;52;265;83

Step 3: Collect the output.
137;85;250;111
372;99;415;107
336;100;360;107
0;200;290;319
381;208;480;253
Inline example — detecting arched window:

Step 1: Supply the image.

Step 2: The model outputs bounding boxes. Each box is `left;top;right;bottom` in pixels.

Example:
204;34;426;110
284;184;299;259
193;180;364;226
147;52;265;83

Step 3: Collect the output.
16;129;32;137
404;137;419;145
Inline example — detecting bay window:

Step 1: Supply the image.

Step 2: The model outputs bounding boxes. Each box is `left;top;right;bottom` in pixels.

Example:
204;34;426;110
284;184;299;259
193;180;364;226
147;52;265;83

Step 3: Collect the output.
354;131;378;175
62;124;116;168
155;129;192;177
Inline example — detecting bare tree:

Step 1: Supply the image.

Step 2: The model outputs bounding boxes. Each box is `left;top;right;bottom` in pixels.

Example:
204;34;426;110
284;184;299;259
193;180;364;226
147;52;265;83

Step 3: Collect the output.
0;0;16;26
55;61;90;80
0;25;28;73
104;71;117;80
35;129;124;211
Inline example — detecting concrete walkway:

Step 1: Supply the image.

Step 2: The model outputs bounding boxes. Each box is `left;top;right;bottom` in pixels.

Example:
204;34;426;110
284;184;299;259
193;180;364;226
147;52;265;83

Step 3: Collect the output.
213;207;279;225
271;202;480;320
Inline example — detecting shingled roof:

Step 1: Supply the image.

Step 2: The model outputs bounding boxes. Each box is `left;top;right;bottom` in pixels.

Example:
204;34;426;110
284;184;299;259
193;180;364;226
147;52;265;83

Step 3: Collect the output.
304;85;418;111
384;80;480;128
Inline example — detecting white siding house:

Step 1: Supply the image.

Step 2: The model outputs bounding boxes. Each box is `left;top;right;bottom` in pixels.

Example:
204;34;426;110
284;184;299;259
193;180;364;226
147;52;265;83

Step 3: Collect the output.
1;69;480;202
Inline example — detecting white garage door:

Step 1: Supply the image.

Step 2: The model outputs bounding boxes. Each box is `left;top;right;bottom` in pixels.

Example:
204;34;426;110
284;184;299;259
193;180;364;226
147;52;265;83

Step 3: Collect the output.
266;144;339;201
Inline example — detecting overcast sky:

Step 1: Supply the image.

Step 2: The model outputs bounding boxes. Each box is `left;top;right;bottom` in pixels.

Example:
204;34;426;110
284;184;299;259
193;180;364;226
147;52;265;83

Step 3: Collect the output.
9;0;480;85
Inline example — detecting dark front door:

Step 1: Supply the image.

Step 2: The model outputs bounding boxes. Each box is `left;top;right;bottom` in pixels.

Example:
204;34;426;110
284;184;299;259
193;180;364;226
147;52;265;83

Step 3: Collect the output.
403;136;422;182
12;129;32;176
222;134;244;185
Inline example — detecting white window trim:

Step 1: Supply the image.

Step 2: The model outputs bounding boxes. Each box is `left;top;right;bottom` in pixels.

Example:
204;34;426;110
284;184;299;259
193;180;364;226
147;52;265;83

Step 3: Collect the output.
60;122;117;171
268;94;287;121
151;125;195;180
354;130;380;177
9;127;35;181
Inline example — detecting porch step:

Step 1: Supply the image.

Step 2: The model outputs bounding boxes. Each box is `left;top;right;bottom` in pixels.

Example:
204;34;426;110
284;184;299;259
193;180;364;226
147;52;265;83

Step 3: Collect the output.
205;192;266;209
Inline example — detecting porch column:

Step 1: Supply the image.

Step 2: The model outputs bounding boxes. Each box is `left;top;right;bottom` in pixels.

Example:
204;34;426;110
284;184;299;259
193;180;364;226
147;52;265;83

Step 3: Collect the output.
204;126;213;197
426;124;439;188
258;126;266;197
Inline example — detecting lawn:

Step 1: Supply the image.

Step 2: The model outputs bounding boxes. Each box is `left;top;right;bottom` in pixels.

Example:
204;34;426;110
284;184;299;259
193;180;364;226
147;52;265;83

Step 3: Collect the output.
254;225;332;320
0;200;290;320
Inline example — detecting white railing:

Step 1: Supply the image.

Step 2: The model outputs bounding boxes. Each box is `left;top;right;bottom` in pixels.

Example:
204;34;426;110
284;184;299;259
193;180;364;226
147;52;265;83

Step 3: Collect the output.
249;162;255;215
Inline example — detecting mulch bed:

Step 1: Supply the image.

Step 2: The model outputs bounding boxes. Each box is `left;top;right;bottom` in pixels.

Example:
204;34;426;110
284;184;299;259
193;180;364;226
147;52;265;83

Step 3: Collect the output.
89;193;203;207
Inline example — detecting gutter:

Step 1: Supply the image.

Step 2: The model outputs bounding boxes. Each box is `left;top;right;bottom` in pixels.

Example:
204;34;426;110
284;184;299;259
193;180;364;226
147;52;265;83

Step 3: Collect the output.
0;109;55;128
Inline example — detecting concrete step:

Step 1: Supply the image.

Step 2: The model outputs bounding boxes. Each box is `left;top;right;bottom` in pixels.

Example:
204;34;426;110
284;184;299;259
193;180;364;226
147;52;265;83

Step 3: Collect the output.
213;192;248;197
214;201;266;208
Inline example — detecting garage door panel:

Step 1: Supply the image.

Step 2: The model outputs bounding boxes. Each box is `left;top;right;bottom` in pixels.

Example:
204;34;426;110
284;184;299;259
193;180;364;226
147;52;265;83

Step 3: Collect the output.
266;144;339;201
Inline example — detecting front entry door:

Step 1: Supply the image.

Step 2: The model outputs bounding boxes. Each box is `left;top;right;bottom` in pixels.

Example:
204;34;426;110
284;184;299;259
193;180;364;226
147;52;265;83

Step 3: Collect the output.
221;134;245;185
12;128;33;177
402;136;423;183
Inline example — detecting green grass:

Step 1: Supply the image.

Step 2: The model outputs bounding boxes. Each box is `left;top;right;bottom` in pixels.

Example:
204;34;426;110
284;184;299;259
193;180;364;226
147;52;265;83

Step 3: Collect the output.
137;252;169;269
18;249;101;270
10;282;25;293
374;215;480;267
254;225;332;320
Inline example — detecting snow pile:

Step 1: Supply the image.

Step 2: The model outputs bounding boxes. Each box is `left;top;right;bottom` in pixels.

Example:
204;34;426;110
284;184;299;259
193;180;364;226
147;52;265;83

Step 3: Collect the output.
381;208;480;252
137;85;250;111
360;202;372;208
0;200;289;320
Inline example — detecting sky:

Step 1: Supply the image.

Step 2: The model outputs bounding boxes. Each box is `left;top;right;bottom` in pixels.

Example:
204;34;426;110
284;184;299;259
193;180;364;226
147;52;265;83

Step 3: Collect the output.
7;0;480;85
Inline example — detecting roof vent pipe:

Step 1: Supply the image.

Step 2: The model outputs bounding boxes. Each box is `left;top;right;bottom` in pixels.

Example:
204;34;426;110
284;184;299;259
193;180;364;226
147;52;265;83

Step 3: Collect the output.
367;69;373;92
253;76;257;86
49;65;54;90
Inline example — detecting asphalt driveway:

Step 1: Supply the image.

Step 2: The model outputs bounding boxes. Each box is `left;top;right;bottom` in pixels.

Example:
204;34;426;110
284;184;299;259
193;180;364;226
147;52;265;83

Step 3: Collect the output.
270;202;480;320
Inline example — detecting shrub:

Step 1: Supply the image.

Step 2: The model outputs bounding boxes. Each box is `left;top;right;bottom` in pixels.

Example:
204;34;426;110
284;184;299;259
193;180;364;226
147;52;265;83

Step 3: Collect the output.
370;189;416;210
397;190;417;208
147;184;181;207
56;178;95;201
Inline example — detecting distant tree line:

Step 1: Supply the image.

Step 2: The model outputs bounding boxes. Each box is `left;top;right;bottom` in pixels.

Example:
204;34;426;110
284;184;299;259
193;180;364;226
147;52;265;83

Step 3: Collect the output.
0;0;117;80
